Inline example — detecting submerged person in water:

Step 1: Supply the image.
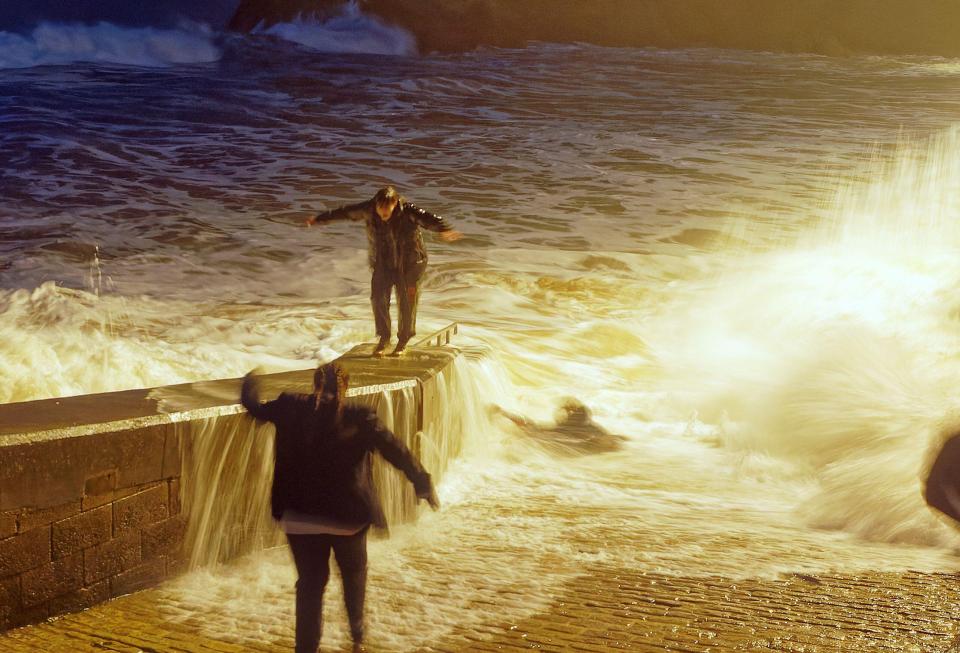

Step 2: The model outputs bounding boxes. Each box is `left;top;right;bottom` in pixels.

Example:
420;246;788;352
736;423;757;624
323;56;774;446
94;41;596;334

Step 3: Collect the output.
241;362;440;653
306;185;462;357
492;398;625;456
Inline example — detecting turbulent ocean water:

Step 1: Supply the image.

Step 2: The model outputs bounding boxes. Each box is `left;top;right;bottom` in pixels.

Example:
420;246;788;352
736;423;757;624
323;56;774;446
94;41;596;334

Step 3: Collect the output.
4;6;960;643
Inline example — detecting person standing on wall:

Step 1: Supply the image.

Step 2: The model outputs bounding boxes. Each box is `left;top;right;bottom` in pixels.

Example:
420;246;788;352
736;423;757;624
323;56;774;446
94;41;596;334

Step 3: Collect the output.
241;362;440;653
306;186;463;356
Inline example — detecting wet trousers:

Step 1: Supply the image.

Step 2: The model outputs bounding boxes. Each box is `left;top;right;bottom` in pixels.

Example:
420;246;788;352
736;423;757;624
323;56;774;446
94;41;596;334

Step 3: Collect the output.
371;263;425;343
287;530;368;653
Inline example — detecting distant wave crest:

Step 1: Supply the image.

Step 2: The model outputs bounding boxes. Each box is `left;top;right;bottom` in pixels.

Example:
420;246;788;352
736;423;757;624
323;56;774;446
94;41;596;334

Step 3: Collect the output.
0;22;221;69
255;2;416;56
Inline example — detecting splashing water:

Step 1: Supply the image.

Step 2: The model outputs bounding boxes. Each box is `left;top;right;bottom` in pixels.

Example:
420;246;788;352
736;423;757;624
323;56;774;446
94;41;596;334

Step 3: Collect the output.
650;127;960;547
256;2;416;56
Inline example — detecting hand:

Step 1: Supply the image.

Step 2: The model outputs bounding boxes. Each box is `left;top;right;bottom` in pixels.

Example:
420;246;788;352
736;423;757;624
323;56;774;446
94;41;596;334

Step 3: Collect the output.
440;230;463;242
304;216;315;227
418;485;441;511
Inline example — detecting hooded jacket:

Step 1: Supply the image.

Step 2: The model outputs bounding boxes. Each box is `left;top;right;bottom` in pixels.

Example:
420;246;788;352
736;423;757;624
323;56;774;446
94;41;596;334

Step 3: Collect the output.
241;376;432;528
314;198;453;272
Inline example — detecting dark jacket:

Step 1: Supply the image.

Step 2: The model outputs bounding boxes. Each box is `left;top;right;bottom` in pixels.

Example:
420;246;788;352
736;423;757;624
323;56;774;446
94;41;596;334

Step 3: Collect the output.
926;432;960;525
315;198;452;272
241;376;432;528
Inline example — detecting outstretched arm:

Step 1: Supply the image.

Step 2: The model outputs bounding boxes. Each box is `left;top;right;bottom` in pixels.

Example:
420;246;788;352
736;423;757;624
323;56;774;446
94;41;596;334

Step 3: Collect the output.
360;411;440;509
240;371;281;423
306;200;372;226
404;203;462;241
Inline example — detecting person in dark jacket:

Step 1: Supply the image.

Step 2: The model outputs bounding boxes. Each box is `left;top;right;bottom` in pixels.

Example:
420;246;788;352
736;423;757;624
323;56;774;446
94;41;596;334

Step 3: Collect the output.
241;362;440;653
306;186;462;356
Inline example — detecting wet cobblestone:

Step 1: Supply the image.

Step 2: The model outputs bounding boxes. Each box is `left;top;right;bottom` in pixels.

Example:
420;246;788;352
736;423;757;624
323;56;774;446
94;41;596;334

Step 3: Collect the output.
2;462;960;652
1;564;959;652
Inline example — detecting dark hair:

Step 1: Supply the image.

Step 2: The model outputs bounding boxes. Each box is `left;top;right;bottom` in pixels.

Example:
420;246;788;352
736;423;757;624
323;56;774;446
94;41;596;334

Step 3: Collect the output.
312;362;349;428
374;185;399;207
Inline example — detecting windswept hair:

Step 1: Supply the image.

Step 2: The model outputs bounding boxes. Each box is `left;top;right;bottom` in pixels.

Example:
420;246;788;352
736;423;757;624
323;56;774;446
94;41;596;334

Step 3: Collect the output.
374;185;400;207
312;362;349;430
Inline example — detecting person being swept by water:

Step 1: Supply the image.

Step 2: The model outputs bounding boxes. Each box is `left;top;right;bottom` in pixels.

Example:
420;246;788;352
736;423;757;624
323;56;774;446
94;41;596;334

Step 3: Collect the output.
241;362;440;653
306;185;463;357
490;398;626;456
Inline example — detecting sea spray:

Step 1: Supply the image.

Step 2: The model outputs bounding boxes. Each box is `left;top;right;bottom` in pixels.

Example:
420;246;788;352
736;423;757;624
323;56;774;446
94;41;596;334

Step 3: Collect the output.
651;128;960;547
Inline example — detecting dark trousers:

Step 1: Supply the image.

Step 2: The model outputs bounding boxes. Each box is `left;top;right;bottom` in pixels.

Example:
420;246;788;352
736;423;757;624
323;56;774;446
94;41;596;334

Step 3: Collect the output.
287;530;368;653
371;263;425;343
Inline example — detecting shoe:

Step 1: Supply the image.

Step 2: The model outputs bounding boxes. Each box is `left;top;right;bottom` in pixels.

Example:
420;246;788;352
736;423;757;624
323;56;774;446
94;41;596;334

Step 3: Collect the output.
351;621;365;650
372;338;389;357
389;338;410;357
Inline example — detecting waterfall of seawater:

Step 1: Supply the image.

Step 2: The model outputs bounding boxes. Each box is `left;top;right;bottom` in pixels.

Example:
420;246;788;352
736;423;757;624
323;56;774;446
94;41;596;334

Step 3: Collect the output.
179;353;478;569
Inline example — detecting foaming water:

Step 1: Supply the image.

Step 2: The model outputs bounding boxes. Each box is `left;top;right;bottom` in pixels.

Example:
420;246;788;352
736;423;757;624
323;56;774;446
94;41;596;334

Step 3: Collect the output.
3;41;960;615
649;128;960;547
257;3;416;56
162;353;960;651
0;22;220;69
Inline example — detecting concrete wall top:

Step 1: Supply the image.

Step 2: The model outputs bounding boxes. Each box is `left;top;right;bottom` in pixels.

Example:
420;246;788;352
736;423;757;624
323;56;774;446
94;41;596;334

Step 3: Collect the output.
0;346;459;447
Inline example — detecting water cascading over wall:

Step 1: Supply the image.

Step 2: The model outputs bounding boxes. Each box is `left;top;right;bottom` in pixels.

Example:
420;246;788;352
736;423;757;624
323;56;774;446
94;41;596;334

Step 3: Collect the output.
180;353;472;569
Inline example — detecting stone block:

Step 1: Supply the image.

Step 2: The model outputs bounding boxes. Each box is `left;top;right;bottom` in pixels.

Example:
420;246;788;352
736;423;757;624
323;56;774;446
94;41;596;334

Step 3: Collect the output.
0;512;16;539
84;470;116;497
82;471;117;510
162;428;182;479
52;505;112;559
84;531;141;585
142;516;186;561
19;501;80;533
0;575;20;624
1;602;48;631
112;427;167;491
168;478;181;516
113;484;168;536
81;491;113;512
47;579;110;617
0;440;76;512
110;558;166;597
21;552;82;607
114;482;150;501
0;527;51;579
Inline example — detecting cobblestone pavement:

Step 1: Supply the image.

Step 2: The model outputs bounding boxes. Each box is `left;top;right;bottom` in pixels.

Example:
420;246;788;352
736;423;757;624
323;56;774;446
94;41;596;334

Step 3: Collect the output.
2;451;960;652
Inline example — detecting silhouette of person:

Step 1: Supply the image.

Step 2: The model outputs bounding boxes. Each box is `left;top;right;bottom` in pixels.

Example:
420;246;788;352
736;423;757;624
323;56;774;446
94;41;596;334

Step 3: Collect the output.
492;398;625;456
306;185;462;356
241;362;440;652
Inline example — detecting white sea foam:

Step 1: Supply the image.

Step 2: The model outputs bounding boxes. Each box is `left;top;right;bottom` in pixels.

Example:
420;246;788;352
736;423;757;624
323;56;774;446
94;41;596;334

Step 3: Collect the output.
648;128;960;547
0;21;220;69
257;2;416;56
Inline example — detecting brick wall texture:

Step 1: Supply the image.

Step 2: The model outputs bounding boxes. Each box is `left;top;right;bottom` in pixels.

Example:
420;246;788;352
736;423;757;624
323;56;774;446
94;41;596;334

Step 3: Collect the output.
0;476;184;630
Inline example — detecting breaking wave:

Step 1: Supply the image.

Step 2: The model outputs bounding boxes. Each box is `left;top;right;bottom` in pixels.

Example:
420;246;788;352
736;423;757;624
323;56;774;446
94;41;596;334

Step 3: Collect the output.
256;3;416;56
0;21;221;69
